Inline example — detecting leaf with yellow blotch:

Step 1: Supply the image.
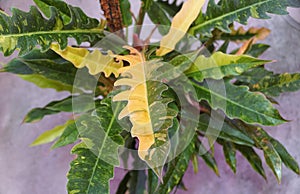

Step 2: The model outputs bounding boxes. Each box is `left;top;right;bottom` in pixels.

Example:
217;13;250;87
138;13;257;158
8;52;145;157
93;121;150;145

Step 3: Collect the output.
50;43;123;77
156;0;205;56
113;46;178;179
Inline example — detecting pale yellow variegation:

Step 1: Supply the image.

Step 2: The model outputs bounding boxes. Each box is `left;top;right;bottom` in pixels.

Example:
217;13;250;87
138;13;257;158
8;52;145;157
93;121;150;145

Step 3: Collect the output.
51;43;123;77
113;46;155;160
156;0;205;56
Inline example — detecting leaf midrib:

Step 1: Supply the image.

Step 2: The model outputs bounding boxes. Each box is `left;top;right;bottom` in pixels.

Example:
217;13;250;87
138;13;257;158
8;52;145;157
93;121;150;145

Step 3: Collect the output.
0;28;102;38
86;102;121;194
189;0;272;33
192;82;281;124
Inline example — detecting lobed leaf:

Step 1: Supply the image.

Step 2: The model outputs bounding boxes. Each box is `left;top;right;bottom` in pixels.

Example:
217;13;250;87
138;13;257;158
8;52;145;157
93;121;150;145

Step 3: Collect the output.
189;0;289;36
0;4;102;56
113;47;178;178
192;80;286;126
67;142;114;194
51;44;123;77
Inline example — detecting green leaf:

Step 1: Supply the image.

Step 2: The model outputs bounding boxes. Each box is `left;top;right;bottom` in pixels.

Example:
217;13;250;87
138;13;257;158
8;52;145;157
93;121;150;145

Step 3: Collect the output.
147;1;171;35
113;56;179;178
148;169;159;194
185;52;271;82
76;98;124;166
235;67;272;85
116;172;131;194
52;120;78;149
120;0;133;26
23;107;59;123
19;74;74;92
0;5;102;56
192;80;286;126
33;0;73;24
156;141;195;193
221;141;237;173
156;0;183;17
196;140;219;176
245;43;270;57
23;95;95;123
197;114;254;146
235;145;267;179
189;0;289;36
2;49;97;92
30;120;74;146
270;138;300;175
251;72;300;97
67;142;114;194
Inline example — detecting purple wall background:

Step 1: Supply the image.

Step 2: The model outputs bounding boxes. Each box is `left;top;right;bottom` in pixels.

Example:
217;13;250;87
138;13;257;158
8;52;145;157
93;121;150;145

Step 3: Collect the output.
0;0;299;193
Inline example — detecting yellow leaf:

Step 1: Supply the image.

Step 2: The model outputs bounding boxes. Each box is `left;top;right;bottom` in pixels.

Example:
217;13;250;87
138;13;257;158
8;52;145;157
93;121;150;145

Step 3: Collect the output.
113;46;155;160
156;0;205;56
50;43;123;77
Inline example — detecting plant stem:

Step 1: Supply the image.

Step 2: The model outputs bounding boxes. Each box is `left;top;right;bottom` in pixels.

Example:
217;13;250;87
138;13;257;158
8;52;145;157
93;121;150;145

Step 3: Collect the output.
134;0;152;37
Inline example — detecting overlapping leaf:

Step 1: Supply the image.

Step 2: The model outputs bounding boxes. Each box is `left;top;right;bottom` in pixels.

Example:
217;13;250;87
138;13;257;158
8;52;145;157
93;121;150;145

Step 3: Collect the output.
31;120;74;146
155;141;195;193
189;0;289;36
67;98;124;194
220;26;270;42
1;49;97;92
0;4;102;56
192;80;286;126
185;52;271;82
68;142;114;194
51;44;123;77
113;47;178;177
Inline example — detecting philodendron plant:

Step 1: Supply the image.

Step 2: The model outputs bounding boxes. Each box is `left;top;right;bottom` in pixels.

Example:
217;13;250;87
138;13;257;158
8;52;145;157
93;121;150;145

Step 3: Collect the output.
1;0;300;193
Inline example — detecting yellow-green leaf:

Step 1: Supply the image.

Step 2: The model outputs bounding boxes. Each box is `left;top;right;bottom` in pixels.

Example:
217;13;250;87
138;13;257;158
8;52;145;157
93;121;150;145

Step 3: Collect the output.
156;0;205;56
30;120;74;146
51;44;123;77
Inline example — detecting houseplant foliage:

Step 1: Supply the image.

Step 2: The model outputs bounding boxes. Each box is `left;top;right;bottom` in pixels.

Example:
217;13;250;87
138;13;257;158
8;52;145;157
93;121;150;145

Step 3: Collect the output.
1;0;300;193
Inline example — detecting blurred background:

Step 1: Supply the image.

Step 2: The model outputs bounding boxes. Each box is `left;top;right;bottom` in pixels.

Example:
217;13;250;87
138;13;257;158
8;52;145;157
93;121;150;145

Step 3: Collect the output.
0;0;299;193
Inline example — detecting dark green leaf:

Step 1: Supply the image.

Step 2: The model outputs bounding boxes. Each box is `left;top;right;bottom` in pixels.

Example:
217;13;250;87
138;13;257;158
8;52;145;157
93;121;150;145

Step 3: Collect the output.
3;49;97;92
196;140;219;176
251;72;300;97
192;80;286;126
270;138;300;175
222;141;237;173
245;43;270;57
120;0;132;26
23;95;95;123
235;145;267;179
0;5;102;56
156;0;183;17
197;114;254;146
156;141;195;193
147;1;171;35
190;0;289;36
52;120;78;149
148;169;159;194
33;0;73;24
67;142;114;194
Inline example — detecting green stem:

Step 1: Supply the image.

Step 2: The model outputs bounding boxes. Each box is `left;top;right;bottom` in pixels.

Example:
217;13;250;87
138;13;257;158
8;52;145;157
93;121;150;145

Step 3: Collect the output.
134;0;152;37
